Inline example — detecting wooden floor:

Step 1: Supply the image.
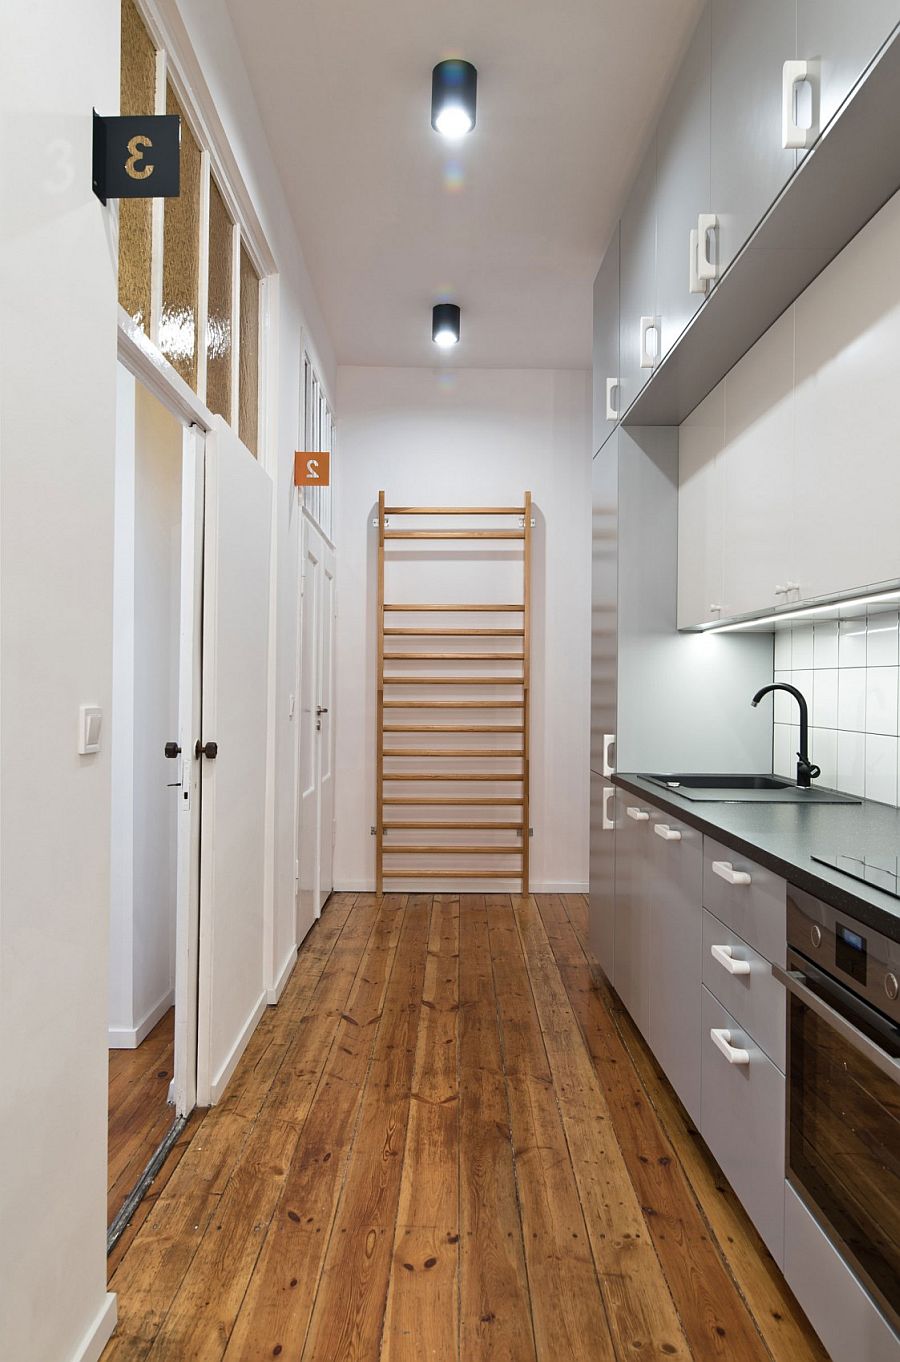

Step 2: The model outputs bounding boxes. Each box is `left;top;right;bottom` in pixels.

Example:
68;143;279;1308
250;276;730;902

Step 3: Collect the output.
108;1008;177;1228
102;893;830;1362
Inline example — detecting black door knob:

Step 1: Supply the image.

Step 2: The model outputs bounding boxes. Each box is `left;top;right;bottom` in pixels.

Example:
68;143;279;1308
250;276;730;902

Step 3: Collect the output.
195;740;218;759
164;741;181;759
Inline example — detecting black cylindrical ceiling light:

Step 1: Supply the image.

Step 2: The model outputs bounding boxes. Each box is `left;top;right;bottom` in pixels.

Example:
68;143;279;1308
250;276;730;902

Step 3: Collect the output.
431;59;477;137
432;303;461;348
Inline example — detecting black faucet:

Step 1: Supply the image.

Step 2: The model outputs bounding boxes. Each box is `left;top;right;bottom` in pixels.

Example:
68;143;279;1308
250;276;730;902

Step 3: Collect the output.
752;683;821;788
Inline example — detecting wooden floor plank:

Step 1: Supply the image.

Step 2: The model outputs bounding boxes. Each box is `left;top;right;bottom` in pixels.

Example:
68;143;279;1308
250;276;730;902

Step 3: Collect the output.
108;1010;177;1225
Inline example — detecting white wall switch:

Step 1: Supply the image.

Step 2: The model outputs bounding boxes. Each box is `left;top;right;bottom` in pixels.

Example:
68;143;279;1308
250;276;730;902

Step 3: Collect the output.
78;705;102;755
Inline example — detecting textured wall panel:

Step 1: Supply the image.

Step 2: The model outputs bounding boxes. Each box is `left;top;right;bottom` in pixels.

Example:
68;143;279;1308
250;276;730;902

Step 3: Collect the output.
238;243;260;455
160;83;201;388
206;178;233;421
118;0;156;331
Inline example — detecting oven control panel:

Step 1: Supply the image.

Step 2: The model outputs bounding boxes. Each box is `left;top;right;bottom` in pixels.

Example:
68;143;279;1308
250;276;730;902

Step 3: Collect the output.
787;885;900;1024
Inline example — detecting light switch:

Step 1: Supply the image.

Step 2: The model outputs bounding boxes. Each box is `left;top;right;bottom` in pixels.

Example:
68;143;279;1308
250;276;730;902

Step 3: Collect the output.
78;705;102;754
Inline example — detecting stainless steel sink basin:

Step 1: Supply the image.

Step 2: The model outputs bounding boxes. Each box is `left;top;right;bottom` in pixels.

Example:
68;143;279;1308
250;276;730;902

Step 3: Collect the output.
642;773;860;804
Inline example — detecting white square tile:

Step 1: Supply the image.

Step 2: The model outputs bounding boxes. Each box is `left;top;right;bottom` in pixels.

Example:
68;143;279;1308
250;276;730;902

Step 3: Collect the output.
774;629;792;670
865;734;898;806
809;728;838;789
838;668;866;731
773;723;793;778
812;621;839;669
837;730;866;797
774;671;792;722
866;666;899;736
792;625;814;669
866;610;899;667
791;670;814;720
813;669;838;729
838;617;867;667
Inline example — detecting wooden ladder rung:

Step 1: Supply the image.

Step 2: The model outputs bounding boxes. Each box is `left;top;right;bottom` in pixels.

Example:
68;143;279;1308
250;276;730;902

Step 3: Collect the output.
383;796;525;805
383;724;525;733
384;604;524;612
382;869;525;879
383;845;524;855
383;821;524;830
383;773;523;782
382;675;523;686
383;652;525;660
383;748;523;757
384;627;525;636
385;530;524;540
383;506;524;516
383;700;526;709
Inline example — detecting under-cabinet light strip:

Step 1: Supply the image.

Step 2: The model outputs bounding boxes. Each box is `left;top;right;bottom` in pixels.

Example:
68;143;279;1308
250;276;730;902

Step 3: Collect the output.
699;588;900;633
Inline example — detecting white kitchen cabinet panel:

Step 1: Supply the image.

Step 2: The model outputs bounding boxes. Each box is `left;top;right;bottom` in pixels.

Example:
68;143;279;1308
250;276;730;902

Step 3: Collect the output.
656;4;712;359
677;383;725;629
796;2;900;145
793;187;900;603
720;309;796;618
589;774;615;980
618;137;658;418
614;794;653;1038
593;224;620;454
710;0;798;277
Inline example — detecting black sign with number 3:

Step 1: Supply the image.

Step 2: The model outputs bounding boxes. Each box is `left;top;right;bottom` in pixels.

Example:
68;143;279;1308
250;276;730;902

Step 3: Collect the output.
92;111;180;205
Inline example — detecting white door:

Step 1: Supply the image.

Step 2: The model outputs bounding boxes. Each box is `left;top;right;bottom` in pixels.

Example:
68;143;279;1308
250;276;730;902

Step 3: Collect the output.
297;518;336;941
196;417;273;1106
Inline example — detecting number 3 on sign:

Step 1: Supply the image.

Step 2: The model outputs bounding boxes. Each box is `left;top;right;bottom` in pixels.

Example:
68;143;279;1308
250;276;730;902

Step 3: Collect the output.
294;450;331;487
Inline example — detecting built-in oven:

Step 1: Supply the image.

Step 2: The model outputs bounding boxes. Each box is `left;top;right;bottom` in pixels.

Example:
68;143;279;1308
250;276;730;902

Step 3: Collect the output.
774;887;900;1335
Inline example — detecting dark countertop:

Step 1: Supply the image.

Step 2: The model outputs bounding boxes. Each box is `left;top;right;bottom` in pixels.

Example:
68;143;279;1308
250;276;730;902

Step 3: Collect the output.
614;773;900;941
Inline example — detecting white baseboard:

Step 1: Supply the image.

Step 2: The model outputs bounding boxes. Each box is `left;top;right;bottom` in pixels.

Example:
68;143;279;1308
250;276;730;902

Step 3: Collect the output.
267;946;298;1004
108;988;175;1049
69;1292;117;1362
332;879;588;895
209;991;267;1104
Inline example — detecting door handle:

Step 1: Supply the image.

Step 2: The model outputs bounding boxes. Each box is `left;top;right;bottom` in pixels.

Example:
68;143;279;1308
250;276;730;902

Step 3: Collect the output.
164;741;181;759
316;706;329;715
195;740;218;759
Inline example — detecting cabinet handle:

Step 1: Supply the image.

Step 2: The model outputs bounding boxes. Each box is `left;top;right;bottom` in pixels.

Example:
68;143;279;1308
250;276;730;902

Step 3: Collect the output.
697;213;718;281
602;732;615;779
654;823;682;842
602;785;615;831
711;859;752;887
605;377;619;421
710;1027;751;1066
710;943;751;976
782;59;819;150
626;806;649;822
689;228;707;295
639;316;660;369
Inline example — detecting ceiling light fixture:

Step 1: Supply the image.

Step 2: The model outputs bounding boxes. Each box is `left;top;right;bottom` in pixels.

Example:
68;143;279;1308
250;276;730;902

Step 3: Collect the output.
432;303;461;348
431;59;477;137
697;587;900;633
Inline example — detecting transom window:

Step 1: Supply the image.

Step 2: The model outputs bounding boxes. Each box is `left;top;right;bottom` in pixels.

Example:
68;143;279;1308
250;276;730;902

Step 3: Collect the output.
302;353;335;540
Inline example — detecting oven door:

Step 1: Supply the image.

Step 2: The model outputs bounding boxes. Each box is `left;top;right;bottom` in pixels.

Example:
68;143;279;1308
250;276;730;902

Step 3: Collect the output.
775;952;900;1333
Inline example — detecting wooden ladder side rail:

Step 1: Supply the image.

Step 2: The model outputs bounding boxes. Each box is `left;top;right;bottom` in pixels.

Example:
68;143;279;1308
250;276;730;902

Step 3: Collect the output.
376;490;385;895
523;490;532;893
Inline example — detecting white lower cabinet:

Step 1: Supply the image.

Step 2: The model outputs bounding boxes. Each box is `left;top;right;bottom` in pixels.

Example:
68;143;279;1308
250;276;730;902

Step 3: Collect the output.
614;797;653;1039
648;811;702;1124
701;986;785;1265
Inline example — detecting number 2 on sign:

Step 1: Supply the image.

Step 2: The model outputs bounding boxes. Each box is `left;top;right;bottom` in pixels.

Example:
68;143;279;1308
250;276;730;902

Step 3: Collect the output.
294;450;331;487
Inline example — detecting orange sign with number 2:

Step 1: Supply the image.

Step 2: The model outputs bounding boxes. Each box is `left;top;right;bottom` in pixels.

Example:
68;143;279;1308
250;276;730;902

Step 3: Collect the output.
294;451;331;487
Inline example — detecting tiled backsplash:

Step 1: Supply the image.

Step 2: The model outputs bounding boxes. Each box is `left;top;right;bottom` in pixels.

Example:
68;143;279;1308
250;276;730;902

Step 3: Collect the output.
773;611;900;806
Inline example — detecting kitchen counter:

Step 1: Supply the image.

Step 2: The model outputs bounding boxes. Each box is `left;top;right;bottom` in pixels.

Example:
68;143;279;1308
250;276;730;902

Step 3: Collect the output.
614;773;900;941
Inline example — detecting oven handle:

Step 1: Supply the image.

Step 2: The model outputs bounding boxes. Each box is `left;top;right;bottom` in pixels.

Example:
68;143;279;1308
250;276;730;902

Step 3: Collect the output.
772;963;900;1084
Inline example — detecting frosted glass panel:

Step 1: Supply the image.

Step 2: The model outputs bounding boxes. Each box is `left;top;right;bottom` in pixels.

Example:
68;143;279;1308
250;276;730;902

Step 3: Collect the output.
160;83;201;389
239;244;260;455
118;0;156;331
206;179;233;421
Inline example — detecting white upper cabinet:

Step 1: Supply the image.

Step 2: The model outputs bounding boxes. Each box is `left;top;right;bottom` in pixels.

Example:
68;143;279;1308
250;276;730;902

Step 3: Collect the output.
710;0;797;278
618;136;658;417
796;1;900;145
677;383;724;630
592;223;620;454
656;5;712;359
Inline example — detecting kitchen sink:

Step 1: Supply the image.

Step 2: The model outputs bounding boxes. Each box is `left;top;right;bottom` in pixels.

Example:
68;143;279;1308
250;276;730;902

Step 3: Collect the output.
642;773;860;804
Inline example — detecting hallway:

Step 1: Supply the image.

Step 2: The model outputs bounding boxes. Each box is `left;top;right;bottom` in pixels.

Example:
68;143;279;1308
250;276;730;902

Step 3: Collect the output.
102;894;827;1361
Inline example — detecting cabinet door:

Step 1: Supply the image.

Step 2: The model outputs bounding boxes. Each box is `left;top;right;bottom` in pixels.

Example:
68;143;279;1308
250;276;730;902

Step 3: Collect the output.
677;383;725;629
657;4;712;359
648;810;703;1124
797;1;899;139
590;437;617;777
614;794;652;1038
618;136;658;417
719;309;796;617
592;223;620;453
710;0;797;277
588;774;615;979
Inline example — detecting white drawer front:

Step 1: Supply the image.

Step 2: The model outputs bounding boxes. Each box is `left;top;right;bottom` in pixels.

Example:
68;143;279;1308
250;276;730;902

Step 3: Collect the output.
702;909;785;1072
702;836;786;965
700;987;785;1266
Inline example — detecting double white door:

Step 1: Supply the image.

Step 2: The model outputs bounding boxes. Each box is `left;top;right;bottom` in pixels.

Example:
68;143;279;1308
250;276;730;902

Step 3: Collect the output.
297;518;336;942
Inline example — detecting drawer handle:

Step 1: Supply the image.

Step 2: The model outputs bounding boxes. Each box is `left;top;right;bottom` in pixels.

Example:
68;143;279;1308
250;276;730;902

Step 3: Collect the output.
689;227;707;295
712;859;752;887
782;58;819;150
602;732;615;779
602;785;615;831
696;213;718;281
626;806;649;822
710;943;751;976
639;315;660;369
605;378;619;421
654;823;682;842
710;1027;750;1066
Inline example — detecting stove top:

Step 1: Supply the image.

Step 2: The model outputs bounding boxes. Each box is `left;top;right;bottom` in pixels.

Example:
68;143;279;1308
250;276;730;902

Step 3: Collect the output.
811;852;900;900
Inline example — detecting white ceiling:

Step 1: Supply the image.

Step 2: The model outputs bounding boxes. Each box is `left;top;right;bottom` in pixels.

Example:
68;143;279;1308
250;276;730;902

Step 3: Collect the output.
226;0;703;369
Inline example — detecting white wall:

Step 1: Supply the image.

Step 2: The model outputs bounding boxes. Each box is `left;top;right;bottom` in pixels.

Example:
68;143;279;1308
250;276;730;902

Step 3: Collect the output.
0;3;119;1359
333;366;592;893
109;371;181;1048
